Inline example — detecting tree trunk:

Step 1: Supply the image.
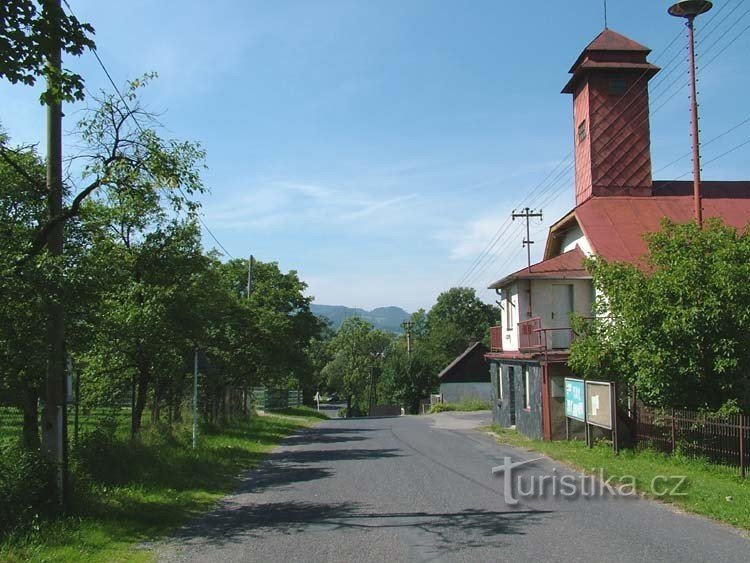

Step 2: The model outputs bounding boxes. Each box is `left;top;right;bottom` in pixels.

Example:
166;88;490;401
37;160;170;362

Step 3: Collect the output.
131;344;150;438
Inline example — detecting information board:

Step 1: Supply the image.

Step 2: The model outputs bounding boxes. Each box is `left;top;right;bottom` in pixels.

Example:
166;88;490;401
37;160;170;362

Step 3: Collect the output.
585;380;613;429
564;378;585;422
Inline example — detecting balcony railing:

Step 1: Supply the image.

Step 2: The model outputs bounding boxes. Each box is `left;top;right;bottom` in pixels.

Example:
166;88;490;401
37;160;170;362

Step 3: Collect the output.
489;326;503;352
518;318;544;351
518;317;575;352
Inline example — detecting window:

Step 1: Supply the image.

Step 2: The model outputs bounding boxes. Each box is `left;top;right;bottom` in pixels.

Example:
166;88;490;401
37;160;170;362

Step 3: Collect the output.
577;119;587;143
609;78;628;96
522;366;531;409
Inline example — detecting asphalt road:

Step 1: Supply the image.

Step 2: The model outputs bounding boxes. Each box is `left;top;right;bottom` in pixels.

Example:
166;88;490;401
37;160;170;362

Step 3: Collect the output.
160;412;749;562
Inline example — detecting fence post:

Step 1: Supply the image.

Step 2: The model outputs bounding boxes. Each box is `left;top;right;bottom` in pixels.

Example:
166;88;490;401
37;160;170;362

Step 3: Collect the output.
671;408;677;454
740;414;746;479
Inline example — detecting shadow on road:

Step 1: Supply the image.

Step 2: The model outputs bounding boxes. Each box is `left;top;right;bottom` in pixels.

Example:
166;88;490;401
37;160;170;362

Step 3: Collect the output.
176;500;552;552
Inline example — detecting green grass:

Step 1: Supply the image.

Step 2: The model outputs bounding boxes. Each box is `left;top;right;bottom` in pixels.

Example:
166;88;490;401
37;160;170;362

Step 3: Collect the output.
429;398;491;414
269;405;330;420
0;411;323;562
484;424;750;530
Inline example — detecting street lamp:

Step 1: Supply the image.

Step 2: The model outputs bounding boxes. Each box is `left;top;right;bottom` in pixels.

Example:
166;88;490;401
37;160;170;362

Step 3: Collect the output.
668;0;713;227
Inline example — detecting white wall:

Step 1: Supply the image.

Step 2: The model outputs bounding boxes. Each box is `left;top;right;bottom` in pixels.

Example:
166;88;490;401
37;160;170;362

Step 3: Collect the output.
560;227;593;256
503;283;520;351
501;278;594;351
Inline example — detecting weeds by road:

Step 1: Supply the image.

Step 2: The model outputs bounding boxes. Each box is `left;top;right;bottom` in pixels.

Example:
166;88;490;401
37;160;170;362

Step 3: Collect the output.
0;410;324;562
485;424;750;530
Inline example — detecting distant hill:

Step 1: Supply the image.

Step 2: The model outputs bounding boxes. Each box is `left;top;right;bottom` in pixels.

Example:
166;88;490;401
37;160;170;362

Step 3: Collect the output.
311;304;411;333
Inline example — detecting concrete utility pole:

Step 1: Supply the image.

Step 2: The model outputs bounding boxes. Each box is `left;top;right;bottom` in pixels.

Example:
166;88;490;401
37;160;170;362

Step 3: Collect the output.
512;208;543;270
193;348;199;448
401;321;414;357
247;254;254;297
669;0;713;227
40;0;68;509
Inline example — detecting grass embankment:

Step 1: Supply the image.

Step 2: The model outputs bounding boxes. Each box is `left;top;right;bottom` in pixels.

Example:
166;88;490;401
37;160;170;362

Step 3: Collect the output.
485;424;750;530
429;399;491;413
1;408;326;562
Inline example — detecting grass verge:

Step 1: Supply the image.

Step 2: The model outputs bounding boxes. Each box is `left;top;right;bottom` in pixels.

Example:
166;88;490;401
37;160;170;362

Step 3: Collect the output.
0;411;323;562
483;424;750;530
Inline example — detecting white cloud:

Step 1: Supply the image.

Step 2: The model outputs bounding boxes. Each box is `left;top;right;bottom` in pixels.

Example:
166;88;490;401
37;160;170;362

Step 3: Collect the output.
202;179;419;232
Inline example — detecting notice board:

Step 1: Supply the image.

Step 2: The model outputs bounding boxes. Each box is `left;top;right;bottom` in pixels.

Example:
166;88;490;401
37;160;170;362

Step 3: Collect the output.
564;378;585;422
585;380;613;429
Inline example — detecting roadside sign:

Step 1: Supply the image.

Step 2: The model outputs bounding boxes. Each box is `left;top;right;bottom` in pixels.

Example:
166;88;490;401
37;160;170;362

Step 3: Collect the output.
564;378;585;421
585;380;613;430
314;391;322;411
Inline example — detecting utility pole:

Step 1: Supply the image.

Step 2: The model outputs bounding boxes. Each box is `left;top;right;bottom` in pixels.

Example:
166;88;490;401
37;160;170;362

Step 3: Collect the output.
40;0;68;509
244;254;253;415
512;208;543;270
192;348;199;448
401;321;414;357
669;1;713;228
246;254;254;297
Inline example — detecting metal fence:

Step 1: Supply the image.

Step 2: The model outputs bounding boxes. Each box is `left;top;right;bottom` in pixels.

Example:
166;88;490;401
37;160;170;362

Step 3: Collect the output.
636;407;748;478
252;387;301;410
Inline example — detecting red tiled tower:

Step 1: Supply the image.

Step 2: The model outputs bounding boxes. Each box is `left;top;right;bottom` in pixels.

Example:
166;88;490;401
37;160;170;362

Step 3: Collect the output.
563;29;660;206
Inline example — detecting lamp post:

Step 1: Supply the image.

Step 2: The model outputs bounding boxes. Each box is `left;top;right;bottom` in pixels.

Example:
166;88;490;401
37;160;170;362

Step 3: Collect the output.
668;0;713;227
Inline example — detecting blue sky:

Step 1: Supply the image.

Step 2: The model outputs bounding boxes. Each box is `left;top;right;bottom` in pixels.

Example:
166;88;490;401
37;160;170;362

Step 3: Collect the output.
2;0;748;311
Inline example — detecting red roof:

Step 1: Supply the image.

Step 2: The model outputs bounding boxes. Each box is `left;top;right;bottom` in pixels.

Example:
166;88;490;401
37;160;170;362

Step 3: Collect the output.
573;181;750;264
563;29;658;93
489;247;588;289
585;29;650;54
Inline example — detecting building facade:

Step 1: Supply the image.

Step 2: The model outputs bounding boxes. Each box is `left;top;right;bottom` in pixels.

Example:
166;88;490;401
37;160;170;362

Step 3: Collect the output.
486;28;750;440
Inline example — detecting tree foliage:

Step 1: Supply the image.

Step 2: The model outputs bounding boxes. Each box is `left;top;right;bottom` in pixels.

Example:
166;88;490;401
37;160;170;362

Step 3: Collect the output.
0;0;95;103
323;317;390;416
569;219;750;411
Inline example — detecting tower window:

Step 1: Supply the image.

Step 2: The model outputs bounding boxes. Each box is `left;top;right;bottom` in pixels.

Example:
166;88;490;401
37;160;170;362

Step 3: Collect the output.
577;120;587;143
609;78;628;96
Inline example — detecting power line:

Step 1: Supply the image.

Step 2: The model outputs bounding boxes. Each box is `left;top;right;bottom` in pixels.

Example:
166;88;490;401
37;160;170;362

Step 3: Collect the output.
654;115;750;175
61;0;235;260
459;11;744;291
455;29;686;288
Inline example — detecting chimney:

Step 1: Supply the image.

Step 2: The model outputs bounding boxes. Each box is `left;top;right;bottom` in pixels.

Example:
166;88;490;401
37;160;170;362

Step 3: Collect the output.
563;29;660;206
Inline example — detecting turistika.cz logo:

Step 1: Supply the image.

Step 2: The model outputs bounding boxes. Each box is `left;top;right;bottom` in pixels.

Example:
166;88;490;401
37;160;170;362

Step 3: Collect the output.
491;457;687;505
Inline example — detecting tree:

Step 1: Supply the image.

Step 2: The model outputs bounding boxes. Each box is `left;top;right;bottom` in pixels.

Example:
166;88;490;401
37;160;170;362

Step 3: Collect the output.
0;133;47;448
569;219;750;411
323;318;391;416
0;0;95;104
424;287;500;368
379;344;437;414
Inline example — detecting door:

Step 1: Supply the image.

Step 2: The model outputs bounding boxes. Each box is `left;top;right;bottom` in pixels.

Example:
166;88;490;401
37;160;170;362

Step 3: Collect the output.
551;284;574;349
507;367;516;425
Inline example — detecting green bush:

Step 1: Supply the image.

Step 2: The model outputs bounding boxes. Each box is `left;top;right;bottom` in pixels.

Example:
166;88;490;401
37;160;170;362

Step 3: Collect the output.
0;443;55;538
428;403;456;413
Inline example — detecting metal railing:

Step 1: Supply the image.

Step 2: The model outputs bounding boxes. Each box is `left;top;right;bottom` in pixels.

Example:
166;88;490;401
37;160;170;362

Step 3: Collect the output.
636;407;748;478
518;318;544;351
517;318;575;352
489;326;503;352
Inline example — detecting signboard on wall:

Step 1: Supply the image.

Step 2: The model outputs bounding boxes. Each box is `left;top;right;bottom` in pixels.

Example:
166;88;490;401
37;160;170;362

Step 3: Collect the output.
585;380;613;429
564;378;585;421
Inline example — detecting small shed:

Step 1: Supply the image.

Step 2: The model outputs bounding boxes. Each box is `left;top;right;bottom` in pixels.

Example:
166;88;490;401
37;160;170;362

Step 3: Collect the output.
438;342;491;404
